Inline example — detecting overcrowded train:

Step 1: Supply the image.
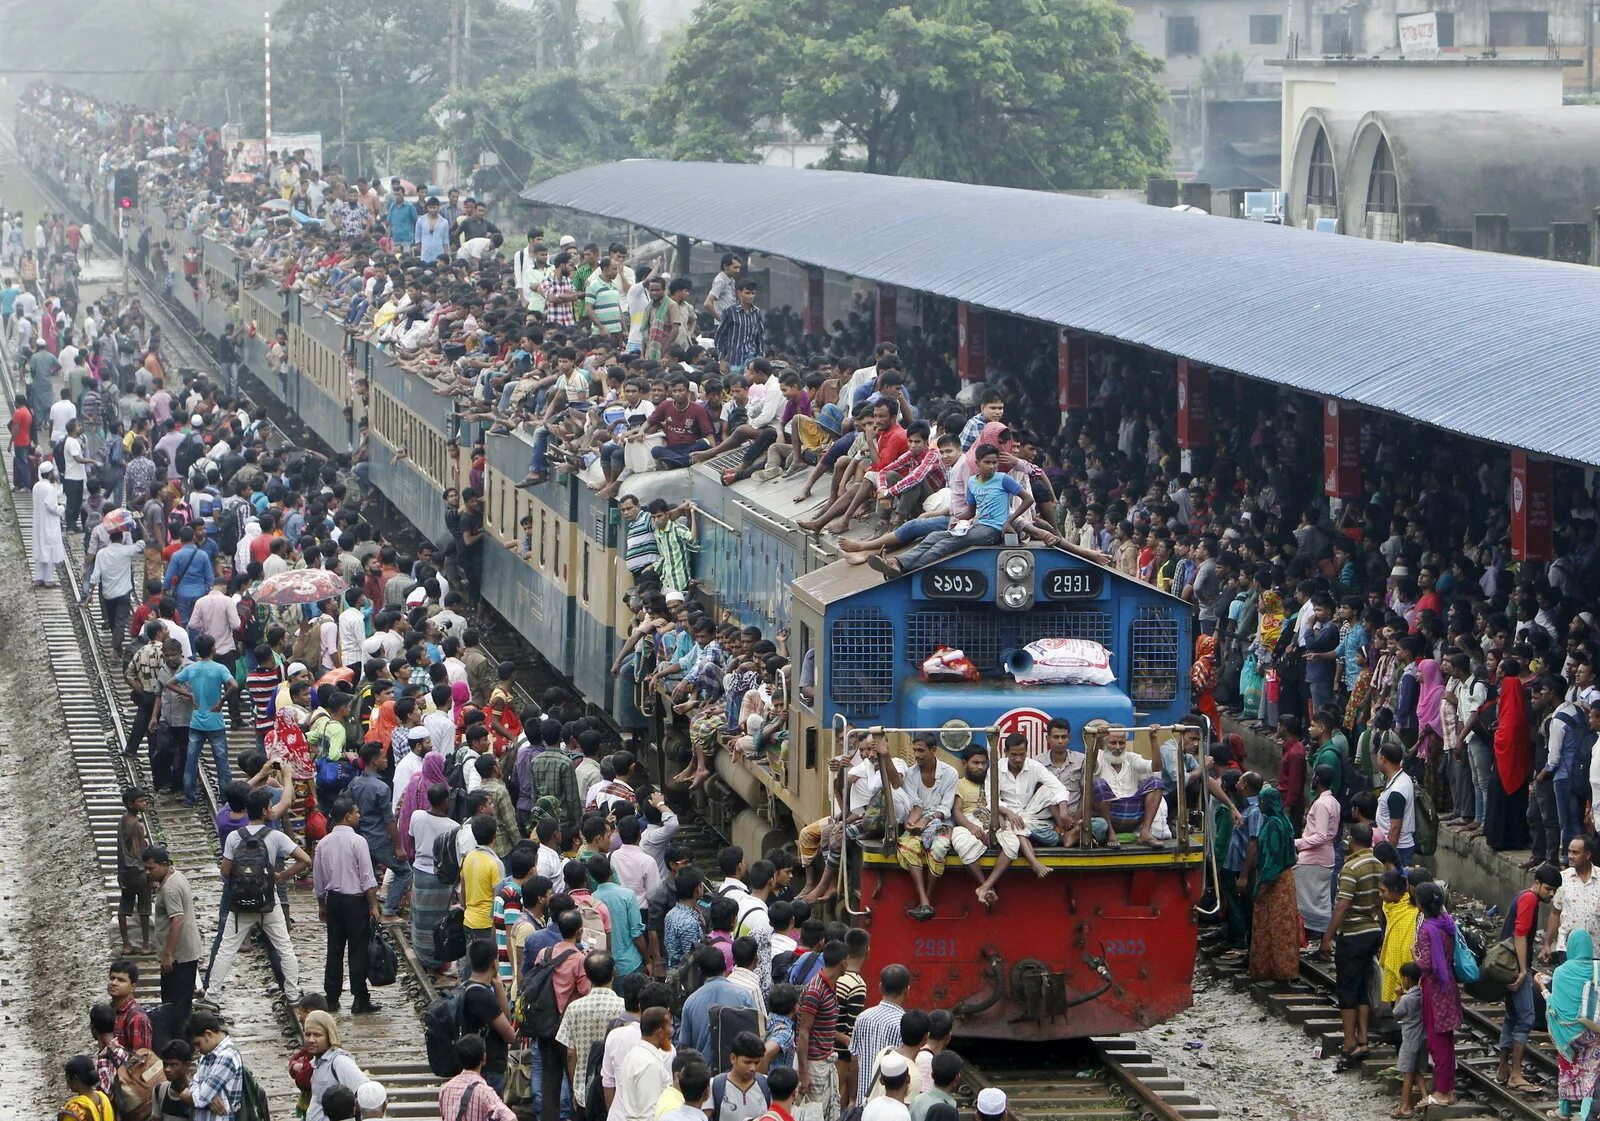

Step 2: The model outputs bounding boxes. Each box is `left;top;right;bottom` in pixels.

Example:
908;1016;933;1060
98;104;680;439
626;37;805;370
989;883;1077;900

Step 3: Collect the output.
31;138;1209;1041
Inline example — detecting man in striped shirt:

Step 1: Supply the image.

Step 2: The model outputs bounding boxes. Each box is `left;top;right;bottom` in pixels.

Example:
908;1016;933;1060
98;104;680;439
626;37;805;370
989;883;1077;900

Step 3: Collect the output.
714;280;765;375
540;252;580;328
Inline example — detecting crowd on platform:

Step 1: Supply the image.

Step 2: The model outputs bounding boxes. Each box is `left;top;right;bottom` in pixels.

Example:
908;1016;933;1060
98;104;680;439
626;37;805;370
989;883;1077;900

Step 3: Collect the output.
19;81;1600;1120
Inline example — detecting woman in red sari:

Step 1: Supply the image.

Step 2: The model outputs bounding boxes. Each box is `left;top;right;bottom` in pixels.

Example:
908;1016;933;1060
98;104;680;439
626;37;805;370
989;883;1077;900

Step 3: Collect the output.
1483;657;1530;851
1191;634;1221;741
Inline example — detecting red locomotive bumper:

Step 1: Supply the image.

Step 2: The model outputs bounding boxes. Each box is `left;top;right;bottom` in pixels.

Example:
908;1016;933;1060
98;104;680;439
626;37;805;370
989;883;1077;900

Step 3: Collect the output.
856;847;1205;1039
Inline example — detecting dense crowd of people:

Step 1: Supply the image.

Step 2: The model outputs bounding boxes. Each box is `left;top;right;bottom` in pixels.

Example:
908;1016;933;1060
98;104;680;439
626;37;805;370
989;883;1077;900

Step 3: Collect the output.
19;79;1600;1121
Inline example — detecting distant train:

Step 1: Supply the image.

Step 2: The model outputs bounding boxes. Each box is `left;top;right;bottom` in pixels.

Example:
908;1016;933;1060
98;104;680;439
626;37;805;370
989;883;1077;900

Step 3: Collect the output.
33;137;1209;1040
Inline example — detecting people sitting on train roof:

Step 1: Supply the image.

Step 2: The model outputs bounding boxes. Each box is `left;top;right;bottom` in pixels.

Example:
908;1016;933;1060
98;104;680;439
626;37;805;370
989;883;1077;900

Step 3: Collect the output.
868;441;1033;577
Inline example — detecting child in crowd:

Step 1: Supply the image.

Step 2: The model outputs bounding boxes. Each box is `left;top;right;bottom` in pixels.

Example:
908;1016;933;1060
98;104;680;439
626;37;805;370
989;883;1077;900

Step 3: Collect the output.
1394;961;1426;1117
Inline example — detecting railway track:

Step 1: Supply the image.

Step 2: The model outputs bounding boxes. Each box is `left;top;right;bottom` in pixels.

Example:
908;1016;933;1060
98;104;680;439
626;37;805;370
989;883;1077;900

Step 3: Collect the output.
1199;928;1558;1121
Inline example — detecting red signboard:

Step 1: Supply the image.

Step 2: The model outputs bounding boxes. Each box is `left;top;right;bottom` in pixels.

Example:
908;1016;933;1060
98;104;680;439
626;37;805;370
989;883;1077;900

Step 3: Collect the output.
1058;329;1088;411
995;707;1053;757
804;269;825;335
1322;400;1361;498
1511;450;1553;562
957;303;987;382
875;284;897;345
1175;359;1208;448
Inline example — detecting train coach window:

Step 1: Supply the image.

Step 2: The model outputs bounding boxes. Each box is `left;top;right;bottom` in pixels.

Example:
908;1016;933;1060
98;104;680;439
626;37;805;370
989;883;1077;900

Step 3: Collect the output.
1130;606;1181;705
539;510;547;568
796;622;816;711
581;543;591;602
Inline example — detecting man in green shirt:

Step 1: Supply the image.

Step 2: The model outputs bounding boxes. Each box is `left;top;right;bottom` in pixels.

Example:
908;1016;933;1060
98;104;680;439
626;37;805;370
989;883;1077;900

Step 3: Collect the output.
588;854;647;976
586;257;625;340
1321;821;1384;1068
573;243;599;321
1307;710;1348;807
909;1051;963;1121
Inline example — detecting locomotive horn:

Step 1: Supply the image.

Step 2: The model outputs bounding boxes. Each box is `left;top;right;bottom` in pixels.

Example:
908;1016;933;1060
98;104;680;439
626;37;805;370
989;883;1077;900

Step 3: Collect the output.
1004;647;1033;676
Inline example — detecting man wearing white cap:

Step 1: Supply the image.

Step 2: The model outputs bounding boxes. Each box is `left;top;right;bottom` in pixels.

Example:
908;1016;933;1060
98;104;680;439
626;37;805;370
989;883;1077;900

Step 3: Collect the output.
975;1087;1008;1121
392;722;432;814
860;1052;912;1121
31;458;65;586
356;1079;387;1116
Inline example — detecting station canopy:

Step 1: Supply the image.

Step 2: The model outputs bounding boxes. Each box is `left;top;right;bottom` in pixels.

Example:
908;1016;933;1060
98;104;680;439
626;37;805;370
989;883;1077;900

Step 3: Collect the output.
526;160;1600;467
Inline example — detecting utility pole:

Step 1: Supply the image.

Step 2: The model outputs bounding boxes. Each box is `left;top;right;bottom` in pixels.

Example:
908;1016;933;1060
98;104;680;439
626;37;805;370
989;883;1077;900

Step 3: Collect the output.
1588;0;1595;96
463;0;473;90
447;1;460;95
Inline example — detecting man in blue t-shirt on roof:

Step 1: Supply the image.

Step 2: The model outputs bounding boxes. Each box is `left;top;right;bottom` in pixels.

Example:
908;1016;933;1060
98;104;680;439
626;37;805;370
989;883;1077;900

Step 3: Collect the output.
870;442;1031;577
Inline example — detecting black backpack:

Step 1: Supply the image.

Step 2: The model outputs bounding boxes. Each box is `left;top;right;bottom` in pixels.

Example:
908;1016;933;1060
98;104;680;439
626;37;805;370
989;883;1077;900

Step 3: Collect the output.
368;929;399;986
423;980;490;1078
668;937;715;1015
433;827;463;887
434;905;466;964
445;749;472;820
229;826;275;912
215;496;247;556
520;947;580;1040
584;1014;632;1121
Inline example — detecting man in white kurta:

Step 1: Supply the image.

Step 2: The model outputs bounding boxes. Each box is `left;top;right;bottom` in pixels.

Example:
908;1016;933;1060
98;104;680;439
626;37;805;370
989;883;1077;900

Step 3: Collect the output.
32;459;65;585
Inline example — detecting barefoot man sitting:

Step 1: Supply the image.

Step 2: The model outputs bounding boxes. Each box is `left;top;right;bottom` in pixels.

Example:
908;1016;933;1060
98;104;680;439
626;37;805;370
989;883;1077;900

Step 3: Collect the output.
896;733;962;921
1089;721;1165;848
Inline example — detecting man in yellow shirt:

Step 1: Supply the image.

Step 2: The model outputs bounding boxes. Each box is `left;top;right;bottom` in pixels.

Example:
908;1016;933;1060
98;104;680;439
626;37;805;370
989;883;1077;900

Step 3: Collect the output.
459;815;503;979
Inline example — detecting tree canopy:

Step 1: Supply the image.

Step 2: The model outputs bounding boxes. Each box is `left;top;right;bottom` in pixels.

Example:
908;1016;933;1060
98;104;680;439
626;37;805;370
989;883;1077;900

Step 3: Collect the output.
638;0;1170;189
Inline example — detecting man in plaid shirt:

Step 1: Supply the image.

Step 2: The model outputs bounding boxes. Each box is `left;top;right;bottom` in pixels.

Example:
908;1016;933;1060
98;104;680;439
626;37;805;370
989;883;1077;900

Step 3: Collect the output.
540;252;580;328
107;959;152;1052
876;423;954;524
183;1012;244;1121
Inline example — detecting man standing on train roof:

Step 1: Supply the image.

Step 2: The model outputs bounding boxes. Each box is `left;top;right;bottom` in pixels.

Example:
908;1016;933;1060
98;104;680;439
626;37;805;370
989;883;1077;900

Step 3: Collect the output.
1088;722;1166;848
896;733;961;921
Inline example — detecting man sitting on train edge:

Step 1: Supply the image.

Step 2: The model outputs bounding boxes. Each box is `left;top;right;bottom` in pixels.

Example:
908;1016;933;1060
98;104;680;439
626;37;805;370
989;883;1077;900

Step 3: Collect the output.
1041;716;1113;849
804;730;909;905
1087;721;1167;848
946;743;1051;908
895;733;961;921
796;731;866;903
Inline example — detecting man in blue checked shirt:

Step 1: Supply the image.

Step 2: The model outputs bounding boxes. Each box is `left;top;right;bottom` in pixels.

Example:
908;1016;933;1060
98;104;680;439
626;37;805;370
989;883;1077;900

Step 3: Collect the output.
182;1011;244;1120
714;279;766;375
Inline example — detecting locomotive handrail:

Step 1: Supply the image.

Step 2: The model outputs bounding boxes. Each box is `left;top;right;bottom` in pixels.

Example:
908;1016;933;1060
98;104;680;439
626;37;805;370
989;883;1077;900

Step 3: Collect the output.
731;498;794;536
688;502;740;537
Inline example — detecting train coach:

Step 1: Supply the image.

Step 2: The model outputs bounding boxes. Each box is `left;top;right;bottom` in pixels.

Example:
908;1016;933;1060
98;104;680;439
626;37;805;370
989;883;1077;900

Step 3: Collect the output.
38;143;1209;1039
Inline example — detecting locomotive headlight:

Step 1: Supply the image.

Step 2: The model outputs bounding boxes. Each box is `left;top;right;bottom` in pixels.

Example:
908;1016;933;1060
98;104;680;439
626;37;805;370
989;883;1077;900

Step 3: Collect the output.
939;719;973;750
995;550;1035;611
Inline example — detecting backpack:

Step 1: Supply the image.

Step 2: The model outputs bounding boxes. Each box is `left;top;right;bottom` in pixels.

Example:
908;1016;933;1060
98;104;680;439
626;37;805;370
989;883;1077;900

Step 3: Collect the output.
771;949;799;988
236;1064;271;1121
575;895;610;954
236;593;263;651
445;749;473;820
229;826;276;912
579;1012;632;1120
669;937;714;1014
707;1006;763;1077
712;1071;771;1116
435;905;467;964
521;947;580;1040
215;496;247;555
368;928;399;986
1413;784;1439;857
424;980;491;1079
112;1047;165;1121
292;617;325;668
1557;708;1597;781
433;829;464;887
787;949;824;987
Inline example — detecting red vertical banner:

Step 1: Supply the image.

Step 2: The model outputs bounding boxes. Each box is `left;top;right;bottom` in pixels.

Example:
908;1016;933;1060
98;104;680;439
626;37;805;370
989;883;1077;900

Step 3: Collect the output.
1511;450;1554;561
1175;358;1208;448
957;303;988;382
1322;400;1361;498
1058;329;1088;411
803;269;825;335
875;284;897;345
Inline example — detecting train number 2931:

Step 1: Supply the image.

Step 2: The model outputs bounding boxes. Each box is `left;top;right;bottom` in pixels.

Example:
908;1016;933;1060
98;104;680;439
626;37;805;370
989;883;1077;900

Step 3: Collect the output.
913;938;959;959
1103;938;1147;957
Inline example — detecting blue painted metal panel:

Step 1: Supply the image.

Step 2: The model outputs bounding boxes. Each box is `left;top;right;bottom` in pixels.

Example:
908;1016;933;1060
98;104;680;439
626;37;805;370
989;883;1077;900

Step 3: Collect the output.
370;433;448;545
527;159;1600;467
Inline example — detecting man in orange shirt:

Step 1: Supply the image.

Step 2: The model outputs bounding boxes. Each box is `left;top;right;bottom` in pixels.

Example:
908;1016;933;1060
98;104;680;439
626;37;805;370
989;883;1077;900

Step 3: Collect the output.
10;396;33;488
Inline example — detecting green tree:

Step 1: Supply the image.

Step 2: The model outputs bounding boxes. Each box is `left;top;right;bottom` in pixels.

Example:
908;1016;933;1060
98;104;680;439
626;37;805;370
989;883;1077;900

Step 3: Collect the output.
440;70;647;194
640;0;1170;189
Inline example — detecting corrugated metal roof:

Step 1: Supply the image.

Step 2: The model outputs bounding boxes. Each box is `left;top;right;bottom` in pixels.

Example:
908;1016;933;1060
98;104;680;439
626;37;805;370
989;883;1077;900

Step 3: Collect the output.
525;160;1600;466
